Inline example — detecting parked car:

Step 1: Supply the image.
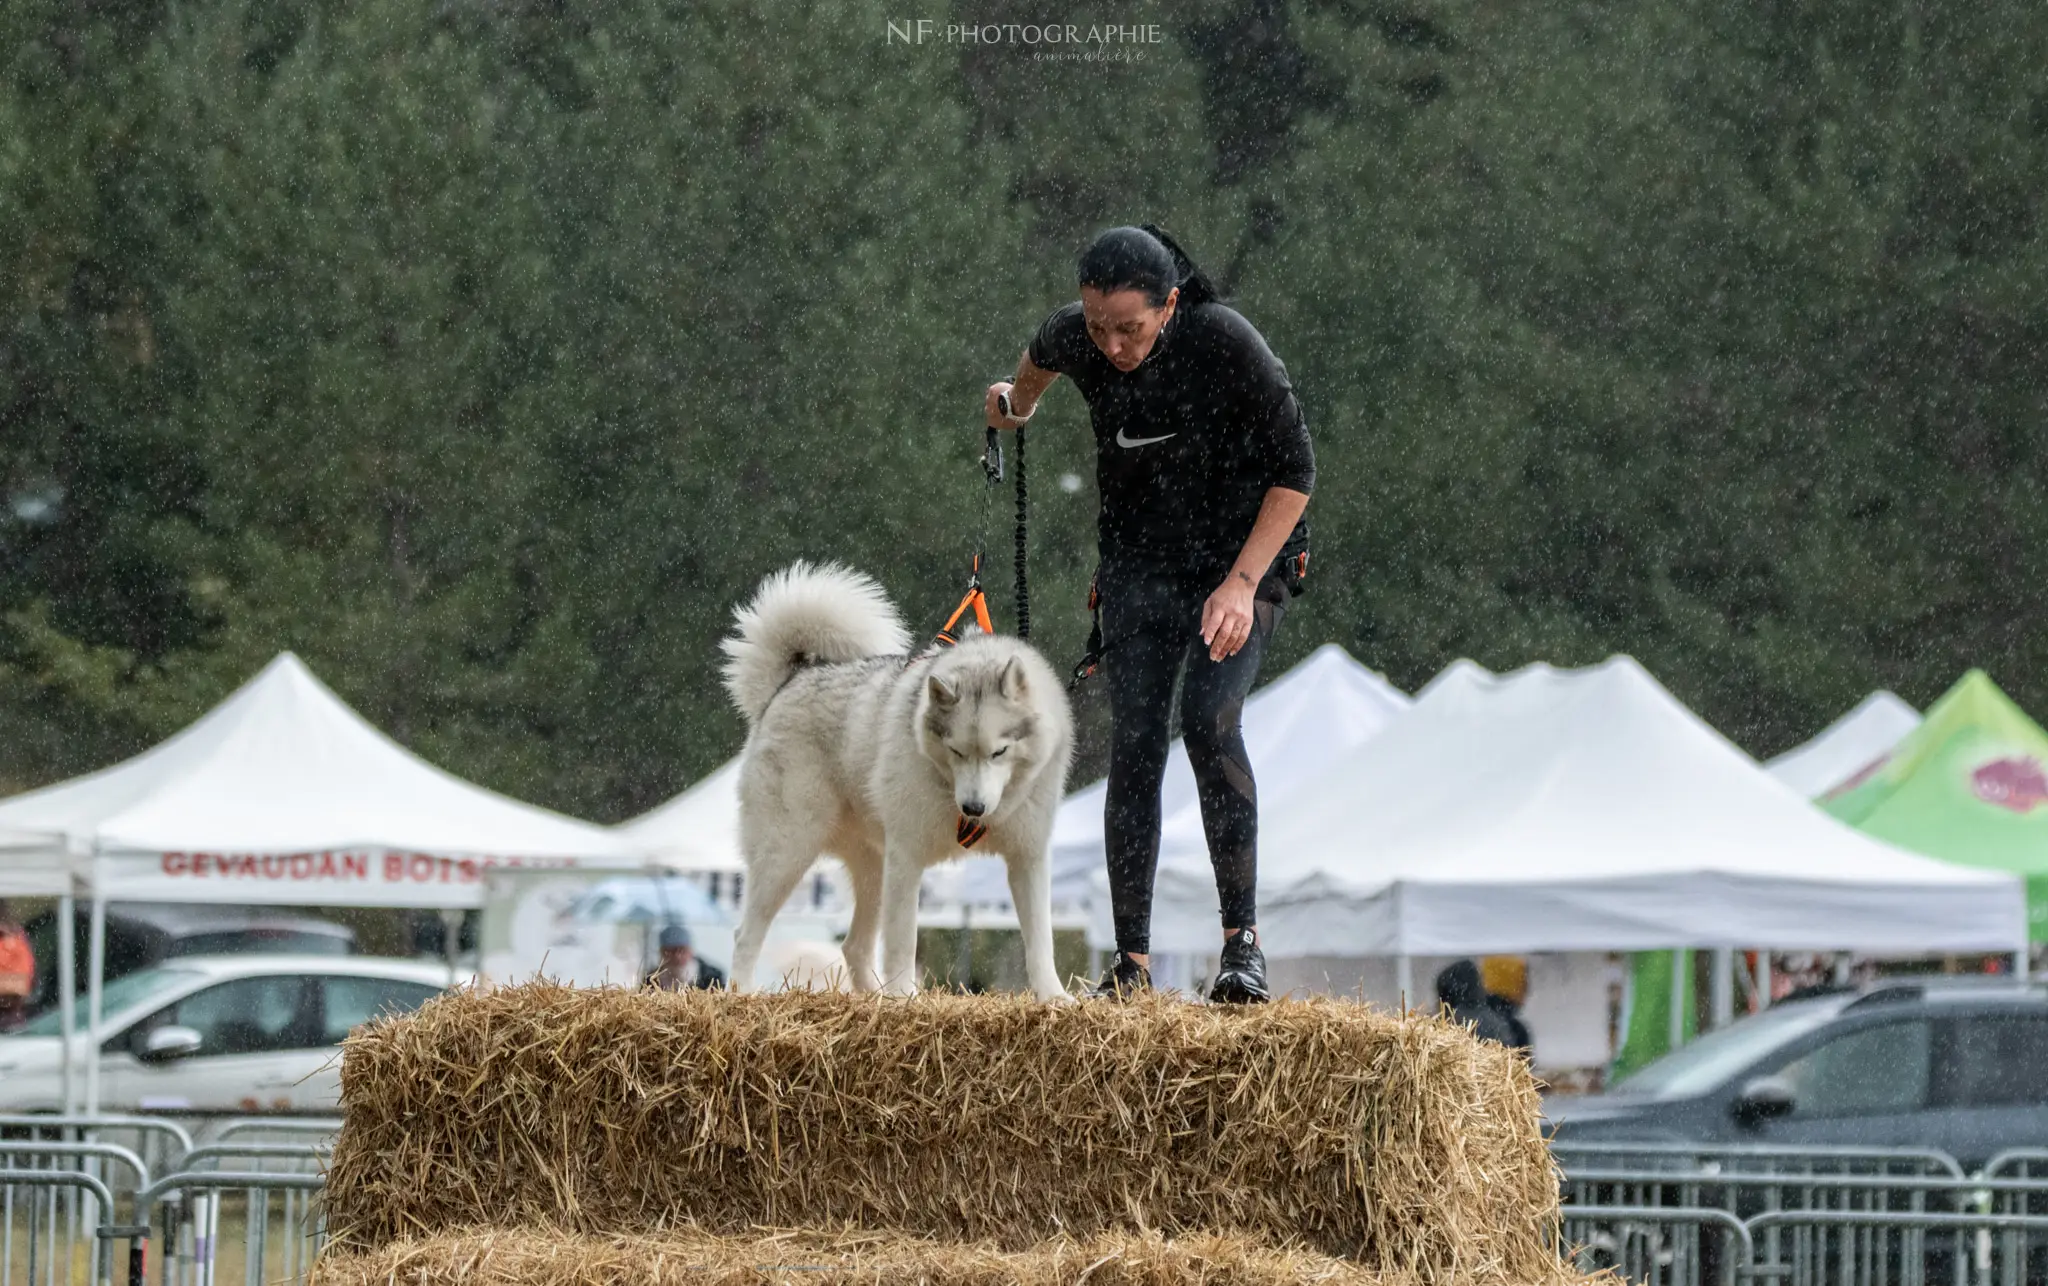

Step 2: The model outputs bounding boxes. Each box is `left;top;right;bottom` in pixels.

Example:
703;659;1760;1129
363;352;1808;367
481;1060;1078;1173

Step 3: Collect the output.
23;903;356;1016
1544;977;2048;1171
0;954;453;1114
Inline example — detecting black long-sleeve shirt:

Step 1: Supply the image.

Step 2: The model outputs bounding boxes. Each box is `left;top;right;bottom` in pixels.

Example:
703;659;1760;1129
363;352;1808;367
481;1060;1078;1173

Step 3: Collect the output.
1028;299;1314;574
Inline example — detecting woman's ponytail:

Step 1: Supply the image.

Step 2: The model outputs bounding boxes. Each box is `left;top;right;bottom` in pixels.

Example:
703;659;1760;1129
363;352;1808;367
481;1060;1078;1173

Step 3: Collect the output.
1077;224;1223;308
1138;224;1221;307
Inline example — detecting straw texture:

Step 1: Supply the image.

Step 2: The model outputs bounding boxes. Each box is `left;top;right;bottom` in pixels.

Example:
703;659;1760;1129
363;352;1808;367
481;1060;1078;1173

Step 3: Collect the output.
325;985;1565;1282
307;1225;1596;1286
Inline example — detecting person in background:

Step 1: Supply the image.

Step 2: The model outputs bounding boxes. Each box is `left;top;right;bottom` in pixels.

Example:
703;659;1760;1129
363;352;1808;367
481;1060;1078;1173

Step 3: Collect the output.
646;923;726;992
1480;954;1535;1056
0;902;34;1031
1434;959;1519;1047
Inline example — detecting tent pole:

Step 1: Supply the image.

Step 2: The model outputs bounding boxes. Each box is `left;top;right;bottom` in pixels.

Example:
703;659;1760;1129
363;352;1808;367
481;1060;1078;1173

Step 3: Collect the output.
439;907;462;988
57;891;76;1116
954;901;973;992
1668;949;1686;1051
85;880;106;1118
1392;882;1412;1012
1710;948;1733;1029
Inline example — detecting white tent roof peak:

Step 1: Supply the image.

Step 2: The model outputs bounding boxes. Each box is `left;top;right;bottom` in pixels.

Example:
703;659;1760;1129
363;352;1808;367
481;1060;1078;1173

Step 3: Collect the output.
1412;655;1763;765
1766;690;1921;799
616;758;745;874
1412;656;1500;699
0;650;638;862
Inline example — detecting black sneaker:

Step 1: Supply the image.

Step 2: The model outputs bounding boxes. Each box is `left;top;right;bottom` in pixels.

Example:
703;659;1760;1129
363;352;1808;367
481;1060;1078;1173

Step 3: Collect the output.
1208;928;1270;1004
1083;952;1152;1000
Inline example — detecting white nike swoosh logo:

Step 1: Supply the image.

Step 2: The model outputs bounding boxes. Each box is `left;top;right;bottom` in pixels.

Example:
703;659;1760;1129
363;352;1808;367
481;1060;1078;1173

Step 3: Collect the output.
1115;428;1178;448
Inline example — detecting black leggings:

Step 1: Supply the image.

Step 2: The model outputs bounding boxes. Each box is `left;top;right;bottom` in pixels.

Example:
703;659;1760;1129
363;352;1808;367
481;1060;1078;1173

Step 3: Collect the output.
1100;559;1288;956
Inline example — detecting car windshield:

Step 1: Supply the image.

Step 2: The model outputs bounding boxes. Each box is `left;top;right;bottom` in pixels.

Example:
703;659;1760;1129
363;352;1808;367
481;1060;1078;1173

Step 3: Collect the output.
15;967;206;1038
1608;1000;1846;1099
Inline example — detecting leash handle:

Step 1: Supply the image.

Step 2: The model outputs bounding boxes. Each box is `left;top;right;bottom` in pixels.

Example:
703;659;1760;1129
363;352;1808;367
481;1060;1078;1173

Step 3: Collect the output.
1013;422;1029;640
995;390;1029;641
940;387;1027;646
981;425;1003;484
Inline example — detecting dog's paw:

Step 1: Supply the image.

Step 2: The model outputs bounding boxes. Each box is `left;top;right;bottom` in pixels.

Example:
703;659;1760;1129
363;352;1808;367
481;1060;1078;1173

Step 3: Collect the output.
1036;987;1076;1006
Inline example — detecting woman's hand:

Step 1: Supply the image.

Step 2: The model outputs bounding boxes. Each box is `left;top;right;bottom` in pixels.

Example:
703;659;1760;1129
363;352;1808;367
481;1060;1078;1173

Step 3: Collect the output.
1201;572;1257;662
986;381;1033;428
987;355;1058;430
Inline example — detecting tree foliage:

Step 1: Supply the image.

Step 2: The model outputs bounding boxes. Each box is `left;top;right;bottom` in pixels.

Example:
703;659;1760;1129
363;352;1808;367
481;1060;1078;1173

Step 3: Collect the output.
2;0;2043;813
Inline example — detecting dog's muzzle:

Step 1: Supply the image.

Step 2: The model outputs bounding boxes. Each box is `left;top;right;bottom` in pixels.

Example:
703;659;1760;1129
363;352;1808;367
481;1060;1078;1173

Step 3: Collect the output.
957;814;989;849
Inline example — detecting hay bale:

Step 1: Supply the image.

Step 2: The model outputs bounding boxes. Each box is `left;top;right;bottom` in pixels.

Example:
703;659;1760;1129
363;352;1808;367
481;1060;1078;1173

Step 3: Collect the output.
308;1225;1593;1286
326;985;1565;1282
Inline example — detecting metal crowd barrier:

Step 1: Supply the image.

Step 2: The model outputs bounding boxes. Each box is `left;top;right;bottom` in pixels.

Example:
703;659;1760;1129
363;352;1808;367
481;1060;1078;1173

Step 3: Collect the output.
0;1118;334;1286
0;1117;194;1197
11;1114;2048;1286
1553;1139;1969;1181
1979;1153;2048;1286
1557;1142;2048;1286
1563;1204;2048;1286
1561;1204;1754;1286
179;1144;329;1177
0;1142;149;1286
0;1167;142;1286
210;1120;340;1147
139;1170;326;1286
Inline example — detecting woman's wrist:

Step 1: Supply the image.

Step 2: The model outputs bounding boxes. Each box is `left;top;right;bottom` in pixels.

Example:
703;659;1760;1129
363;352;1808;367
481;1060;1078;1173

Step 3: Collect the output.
997;389;1036;424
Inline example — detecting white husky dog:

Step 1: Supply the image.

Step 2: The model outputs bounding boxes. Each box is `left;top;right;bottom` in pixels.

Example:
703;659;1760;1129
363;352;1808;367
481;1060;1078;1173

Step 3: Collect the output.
719;562;1074;1000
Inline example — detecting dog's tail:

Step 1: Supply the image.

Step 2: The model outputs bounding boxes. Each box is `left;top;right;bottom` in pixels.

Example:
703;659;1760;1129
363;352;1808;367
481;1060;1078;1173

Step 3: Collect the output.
720;561;911;724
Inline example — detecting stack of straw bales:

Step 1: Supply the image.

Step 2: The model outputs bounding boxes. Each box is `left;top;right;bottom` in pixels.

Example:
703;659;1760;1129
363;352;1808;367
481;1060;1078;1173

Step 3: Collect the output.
310;1226;1498;1285
313;984;1589;1285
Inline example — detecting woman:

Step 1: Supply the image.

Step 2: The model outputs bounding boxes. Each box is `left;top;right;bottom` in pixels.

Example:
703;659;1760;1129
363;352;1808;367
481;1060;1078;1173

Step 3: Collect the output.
983;224;1313;1003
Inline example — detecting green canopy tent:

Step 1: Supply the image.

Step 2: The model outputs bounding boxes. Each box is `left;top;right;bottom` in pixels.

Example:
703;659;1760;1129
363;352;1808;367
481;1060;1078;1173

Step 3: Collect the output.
1823;670;2048;945
1610;949;1698;1082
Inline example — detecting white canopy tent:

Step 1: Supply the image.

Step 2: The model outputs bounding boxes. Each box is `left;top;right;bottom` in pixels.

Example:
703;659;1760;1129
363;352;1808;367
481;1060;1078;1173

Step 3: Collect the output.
1219;658;2023;1001
1764;690;1921;799
0;821;72;897
617;757;746;885
615;759;858;919
0;651;646;906
0;651;647;1113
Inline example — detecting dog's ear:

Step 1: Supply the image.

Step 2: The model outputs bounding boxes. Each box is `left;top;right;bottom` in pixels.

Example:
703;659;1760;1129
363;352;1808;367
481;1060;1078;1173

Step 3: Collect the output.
998;656;1029;700
927;673;959;708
